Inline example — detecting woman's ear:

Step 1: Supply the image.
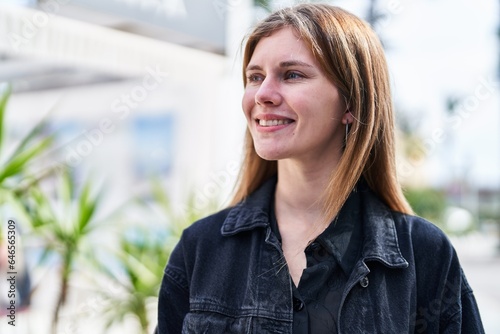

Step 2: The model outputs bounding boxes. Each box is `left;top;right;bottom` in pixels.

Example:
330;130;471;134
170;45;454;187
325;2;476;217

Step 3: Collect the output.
342;110;354;125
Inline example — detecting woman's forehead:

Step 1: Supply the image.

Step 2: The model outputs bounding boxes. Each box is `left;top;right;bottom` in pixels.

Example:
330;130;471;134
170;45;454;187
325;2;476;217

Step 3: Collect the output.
248;28;317;66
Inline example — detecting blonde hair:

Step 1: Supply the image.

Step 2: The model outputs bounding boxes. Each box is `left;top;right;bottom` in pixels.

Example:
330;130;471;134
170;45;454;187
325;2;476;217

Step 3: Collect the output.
231;4;412;223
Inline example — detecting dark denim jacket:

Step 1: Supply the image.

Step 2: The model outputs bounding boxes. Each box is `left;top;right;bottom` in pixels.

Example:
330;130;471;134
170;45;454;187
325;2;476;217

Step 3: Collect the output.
157;178;484;333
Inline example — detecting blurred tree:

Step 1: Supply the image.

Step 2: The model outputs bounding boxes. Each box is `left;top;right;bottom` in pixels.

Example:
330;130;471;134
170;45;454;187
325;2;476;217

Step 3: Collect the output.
254;0;272;10
404;187;447;228
0;84;53;203
93;181;218;334
0;84;55;319
366;0;381;26
15;171;103;334
95;229;168;334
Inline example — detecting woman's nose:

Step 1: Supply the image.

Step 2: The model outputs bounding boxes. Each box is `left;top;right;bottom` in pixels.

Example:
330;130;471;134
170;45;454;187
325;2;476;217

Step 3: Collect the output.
254;77;282;106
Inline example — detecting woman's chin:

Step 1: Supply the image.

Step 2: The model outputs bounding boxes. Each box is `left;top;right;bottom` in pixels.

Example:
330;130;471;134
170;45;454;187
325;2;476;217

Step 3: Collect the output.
254;149;285;162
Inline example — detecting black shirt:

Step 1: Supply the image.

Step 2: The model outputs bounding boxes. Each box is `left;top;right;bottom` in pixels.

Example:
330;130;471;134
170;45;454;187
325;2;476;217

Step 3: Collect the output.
269;195;363;334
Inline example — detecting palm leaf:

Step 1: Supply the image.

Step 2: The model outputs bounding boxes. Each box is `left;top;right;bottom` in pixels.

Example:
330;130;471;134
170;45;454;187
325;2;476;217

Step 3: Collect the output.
77;180;100;235
4;117;52;161
59;169;74;203
0;84;54;186
0;84;12;156
0;136;53;183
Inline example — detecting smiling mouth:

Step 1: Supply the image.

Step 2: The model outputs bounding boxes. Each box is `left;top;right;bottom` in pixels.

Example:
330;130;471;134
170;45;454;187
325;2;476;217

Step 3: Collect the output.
258;119;294;127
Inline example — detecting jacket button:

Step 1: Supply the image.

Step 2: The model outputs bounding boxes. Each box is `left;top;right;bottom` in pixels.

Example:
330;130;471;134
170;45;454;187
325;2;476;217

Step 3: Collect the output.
359;276;369;288
293;297;305;311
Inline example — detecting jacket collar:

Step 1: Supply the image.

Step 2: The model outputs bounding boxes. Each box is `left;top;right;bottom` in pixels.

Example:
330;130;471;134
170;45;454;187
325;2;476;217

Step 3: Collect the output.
221;176;408;269
357;184;409;268
220;176;277;236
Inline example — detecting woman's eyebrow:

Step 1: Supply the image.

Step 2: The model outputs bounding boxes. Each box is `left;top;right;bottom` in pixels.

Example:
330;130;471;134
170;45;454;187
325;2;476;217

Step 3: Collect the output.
246;60;314;72
246;64;262;72
279;60;314;68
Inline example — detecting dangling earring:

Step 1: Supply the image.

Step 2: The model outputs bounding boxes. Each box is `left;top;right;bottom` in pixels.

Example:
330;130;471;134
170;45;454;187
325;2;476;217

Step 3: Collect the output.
345;122;349;144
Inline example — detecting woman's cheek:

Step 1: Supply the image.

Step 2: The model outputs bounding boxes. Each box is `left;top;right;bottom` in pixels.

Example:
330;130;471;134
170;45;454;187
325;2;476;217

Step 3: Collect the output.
242;90;255;121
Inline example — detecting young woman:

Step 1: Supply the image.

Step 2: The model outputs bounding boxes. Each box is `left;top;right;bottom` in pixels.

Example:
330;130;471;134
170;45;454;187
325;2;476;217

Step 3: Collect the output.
157;4;484;333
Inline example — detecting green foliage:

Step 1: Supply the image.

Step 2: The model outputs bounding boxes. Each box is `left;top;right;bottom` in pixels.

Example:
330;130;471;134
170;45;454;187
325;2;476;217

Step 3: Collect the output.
405;187;447;226
95;182;218;333
0;83;222;333
95;229;169;334
0;84;9;153
254;0;272;10
0;87;103;333
0;85;53;193
15;170;103;333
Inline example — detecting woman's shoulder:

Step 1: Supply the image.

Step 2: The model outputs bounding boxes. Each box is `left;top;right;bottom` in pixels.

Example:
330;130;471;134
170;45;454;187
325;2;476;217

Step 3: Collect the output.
390;211;456;258
391;211;445;236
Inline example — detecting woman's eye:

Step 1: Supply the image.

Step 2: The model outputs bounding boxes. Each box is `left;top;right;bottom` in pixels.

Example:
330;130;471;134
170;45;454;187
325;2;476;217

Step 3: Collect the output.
285;72;303;80
247;74;263;83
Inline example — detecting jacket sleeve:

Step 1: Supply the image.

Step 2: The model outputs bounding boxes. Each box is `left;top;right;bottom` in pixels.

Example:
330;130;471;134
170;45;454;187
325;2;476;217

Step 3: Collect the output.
405;214;485;334
440;268;485;334
157;238;190;334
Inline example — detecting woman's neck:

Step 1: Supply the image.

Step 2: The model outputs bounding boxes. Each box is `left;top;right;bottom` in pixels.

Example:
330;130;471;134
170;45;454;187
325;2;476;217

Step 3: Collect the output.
275;158;334;223
274;159;338;286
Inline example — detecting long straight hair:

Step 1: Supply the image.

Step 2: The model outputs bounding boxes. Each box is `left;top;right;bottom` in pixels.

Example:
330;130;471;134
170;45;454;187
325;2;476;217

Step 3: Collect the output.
231;4;412;224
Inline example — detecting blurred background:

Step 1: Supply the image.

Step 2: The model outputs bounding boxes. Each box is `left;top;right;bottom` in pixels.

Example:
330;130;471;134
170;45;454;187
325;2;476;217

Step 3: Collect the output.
0;0;498;333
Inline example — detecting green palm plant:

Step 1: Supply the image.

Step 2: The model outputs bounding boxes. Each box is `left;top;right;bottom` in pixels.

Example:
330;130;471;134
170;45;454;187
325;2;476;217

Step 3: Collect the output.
94;181;218;334
15;170;102;334
0;84;53;199
0;83;57;322
0;83;110;333
95;228;169;334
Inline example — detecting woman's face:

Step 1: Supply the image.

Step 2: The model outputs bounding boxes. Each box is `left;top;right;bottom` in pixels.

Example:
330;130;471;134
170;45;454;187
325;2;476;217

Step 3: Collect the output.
242;27;346;164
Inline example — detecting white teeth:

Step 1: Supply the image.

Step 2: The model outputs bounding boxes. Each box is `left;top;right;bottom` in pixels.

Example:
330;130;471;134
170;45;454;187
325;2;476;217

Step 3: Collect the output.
258;119;292;127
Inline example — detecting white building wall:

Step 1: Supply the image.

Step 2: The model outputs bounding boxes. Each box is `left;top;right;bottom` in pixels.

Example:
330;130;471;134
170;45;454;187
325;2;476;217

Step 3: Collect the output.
0;3;250;213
